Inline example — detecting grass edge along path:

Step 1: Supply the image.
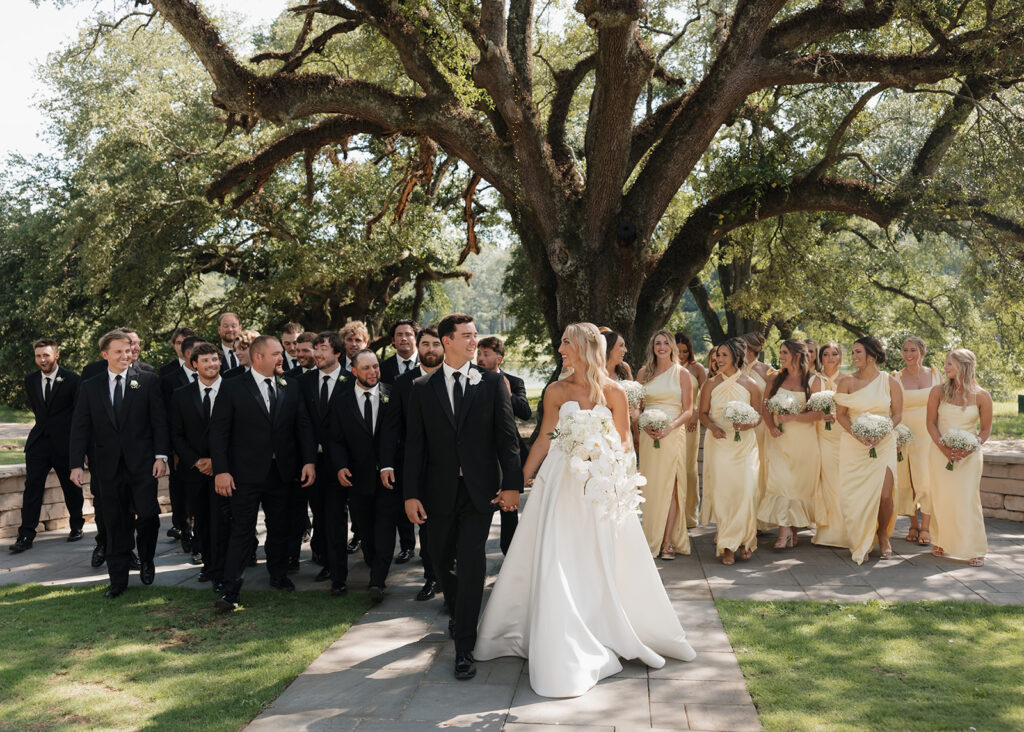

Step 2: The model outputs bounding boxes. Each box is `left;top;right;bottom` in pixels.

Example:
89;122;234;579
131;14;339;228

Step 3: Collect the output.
718;599;1024;731
0;583;370;731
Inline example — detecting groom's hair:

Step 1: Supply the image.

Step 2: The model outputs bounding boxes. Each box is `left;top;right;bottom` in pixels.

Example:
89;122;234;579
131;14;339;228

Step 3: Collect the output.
438;313;474;341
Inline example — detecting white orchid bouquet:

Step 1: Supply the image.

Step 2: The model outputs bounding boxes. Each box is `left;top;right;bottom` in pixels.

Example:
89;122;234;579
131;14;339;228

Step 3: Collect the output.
549;408;646;524
723;401;760;442
766;392;801;432
894;424;914;462
939;429;981;471
807;390;836;431
619;380;645;408
638;409;671;448
850;413;893;458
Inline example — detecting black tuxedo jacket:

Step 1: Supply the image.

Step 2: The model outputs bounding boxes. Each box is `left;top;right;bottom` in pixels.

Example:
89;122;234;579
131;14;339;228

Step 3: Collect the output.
380;354;418;385
286;366;314;379
404;366;523;514
69;369;170;479
160;362;193;407
169;380;214;478
24;367;80;456
328;380;392;496
298;369;349;464
378;366;422;473
222;365;248;380
159;359;179;377
81;360;154;381
502;371;532;421
208;372;316;484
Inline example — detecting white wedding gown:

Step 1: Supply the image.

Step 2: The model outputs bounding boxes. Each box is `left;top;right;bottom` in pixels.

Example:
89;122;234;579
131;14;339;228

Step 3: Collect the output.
474;401;697;698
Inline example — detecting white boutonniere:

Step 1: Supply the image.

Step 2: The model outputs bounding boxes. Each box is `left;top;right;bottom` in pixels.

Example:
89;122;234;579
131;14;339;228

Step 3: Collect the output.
277;376;287;387
467;370;482;386
129;380;140;389
55;375;64;383
380;393;390;405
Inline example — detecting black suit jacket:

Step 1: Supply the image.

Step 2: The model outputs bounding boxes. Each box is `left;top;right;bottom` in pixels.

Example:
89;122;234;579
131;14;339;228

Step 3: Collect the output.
208;372;316;484
69;369;170;479
403;366;523;514
328;380;392;496
160;363;193;407
81;360;154;381
502;371;531;421
169;380;215;478
24;367;80;457
298;368;348;467
380;354;418;385
222;365;248;380
159;359;179;377
378;366;422;474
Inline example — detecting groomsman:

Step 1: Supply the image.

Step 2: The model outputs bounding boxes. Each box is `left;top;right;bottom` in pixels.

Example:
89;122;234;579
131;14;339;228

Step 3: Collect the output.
380;319;419;385
339;320;369;375
298;331;348;590
169;342;226;585
70;330;170;598
286;332;317;378
404;313;523;679
280;322;304;372
476;336;532;554
221;331;258;379
209;336;316;611
80;327;153;380
161;335;204;549
284;331;321;567
217;312;242;373
329;350;397;602
123;328;156;374
380;326;445;600
159;327;197;377
10;339;83;553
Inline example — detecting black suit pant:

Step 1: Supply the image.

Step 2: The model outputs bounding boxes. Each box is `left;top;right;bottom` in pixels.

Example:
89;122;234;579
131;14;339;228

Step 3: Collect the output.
181;472;212;561
499;509;519;555
19;441;83;540
205;480;233;581
426;479;493;653
350;485;404;587
221;466;289;595
168;462;188;533
397;513;415;552
99;465;160;587
323;480;350;587
287;453;327;560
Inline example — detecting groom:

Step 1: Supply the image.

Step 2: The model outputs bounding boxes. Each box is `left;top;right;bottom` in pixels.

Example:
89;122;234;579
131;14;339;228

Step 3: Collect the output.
404;313;523;680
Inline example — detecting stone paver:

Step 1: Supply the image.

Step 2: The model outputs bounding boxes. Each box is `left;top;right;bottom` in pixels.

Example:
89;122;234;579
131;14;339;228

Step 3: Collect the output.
4;499;1023;731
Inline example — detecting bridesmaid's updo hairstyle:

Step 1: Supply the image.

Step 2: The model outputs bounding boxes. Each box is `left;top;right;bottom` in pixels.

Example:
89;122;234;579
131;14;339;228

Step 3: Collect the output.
766;339;812;402
717;338;746;372
639;330;679;385
854;336;886;365
739;332;766;356
943;348;979;402
564;322;609;407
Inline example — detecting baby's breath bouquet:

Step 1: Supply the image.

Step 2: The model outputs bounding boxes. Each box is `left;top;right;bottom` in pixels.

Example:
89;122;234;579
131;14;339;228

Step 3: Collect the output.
723;401;760;442
807;390;836;431
766;392;801;432
939;429;981;471
894;424;914;462
619;380;645;408
638;409;670;448
850;413;893;458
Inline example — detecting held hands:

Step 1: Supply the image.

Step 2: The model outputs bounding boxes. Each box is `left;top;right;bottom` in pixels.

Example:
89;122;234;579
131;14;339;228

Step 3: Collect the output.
492;489;520;512
405;498;427;525
153;459;168;479
215;472;235;497
380;468;395;489
300;463;316;487
337;467;353;487
195;458;213;476
70;467;84;488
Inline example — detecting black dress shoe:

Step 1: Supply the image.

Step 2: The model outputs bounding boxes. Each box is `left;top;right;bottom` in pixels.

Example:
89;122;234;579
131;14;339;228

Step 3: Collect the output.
167;526;182;540
197;569;212;582
346;537;361;554
139;560;155;585
105;585;127;599
191;552;203;565
395;548;414;564
269;576;296;591
415;580;438;601
287;556;300;573
369;585;384;604
181;535;192;554
215;594;239;612
331;583;347;596
91;544;106;567
448;617;456;639
9;537;32;553
129;552;141;571
454;652;476;680
315;566;331;582
67;529;84;543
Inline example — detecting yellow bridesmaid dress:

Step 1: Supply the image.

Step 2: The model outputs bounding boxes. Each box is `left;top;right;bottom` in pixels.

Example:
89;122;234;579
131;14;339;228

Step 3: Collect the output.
758;388;820;527
894;368;939;517
928;402;988;560
701;371;759;557
812;372;847;548
680;369;701;528
834;373;898;564
638;364;690;556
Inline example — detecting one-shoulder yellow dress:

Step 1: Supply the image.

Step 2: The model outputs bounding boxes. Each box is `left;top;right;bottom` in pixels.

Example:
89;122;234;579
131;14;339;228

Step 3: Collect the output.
701;371;759;556
928;402;988;560
812;372;847;548
638;364;690;556
894;368;939;517
834;373;898;564
758;388;820;527
680;369;701;528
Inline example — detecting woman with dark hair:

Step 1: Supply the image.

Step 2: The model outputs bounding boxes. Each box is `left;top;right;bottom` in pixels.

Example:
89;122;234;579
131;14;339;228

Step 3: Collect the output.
894;336;938;545
698;338;762;565
834;336;904;563
812;342;848;549
675;332;706;529
757;340;822;550
602;330;633;381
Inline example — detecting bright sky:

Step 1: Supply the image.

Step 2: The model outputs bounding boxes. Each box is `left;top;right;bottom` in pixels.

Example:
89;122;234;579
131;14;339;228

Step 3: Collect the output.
0;0;287;160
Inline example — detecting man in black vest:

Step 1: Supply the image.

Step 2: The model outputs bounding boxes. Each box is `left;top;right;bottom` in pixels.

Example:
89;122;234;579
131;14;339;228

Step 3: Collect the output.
70;330;169;598
209;335;316;611
10;339;83;553
404;313;523;679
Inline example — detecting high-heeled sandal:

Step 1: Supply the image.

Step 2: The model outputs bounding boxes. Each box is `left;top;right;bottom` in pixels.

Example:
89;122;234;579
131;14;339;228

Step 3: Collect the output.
721;549;735;565
932;546;945;557
772;534;793;551
904;527;920;542
659;546;676;560
969;557;985;567
917;530;931;546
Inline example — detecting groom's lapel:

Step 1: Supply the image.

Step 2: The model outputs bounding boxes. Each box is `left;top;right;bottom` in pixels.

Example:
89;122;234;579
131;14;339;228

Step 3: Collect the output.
429;369;456;430
456;367;481;432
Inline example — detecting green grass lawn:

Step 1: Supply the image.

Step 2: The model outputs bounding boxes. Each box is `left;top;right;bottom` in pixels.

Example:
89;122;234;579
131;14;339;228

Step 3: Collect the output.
718;600;1024;731
992;401;1024;440
0;584;370;731
0;438;25;466
0;405;32;423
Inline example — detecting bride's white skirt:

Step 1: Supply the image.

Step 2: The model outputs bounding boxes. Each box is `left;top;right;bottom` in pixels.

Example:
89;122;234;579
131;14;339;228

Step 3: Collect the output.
474;444;696;698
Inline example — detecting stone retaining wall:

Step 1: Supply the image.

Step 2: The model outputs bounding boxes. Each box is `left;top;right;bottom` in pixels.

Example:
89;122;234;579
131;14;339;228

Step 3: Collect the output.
980;451;1024;522
0;465;170;539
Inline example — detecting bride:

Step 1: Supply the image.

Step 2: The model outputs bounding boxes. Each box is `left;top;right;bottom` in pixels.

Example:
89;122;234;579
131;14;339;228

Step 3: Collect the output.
475;323;696;698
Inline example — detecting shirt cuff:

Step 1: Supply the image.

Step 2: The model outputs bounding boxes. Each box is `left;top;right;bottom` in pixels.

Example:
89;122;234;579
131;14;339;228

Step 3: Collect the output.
156;455;168;461
380;467;393;473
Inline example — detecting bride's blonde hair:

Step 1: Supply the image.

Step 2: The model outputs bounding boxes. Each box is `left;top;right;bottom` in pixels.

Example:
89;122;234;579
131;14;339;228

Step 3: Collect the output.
563;322;609;407
942;348;979;401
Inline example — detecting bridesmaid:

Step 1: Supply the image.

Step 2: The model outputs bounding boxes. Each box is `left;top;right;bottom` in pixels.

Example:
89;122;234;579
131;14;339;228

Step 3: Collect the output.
812;342;848;549
636;331;694;558
758;340;822;549
926;349;991;566
699;338;762;565
805;339;821;375
834;337;904;564
602;329;634;380
740;332;773;518
675;332;707;529
894;336;938;545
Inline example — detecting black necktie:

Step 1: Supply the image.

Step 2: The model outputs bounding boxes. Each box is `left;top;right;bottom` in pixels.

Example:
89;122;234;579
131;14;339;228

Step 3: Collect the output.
191;372;199;382
203;387;212;421
229;350;237;369
363;391;374;434
44;376;52;405
264;378;276;417
452;371;463;419
403;359;412;373
320;375;330;415
113;374;124;416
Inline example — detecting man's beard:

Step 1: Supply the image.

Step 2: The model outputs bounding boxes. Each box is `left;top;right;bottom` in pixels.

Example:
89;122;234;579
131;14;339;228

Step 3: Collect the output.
420;353;443;368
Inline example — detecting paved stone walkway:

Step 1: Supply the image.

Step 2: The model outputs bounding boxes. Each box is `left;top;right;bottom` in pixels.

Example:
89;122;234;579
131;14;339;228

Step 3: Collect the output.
4;506;1023;731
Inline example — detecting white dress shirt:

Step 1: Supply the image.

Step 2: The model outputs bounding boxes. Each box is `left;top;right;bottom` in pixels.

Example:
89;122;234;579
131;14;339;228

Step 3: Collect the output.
354;381;380;433
198;376;223;410
318;364;343;402
40;368;59;402
222;344;238;369
441;361;472;414
397;353;419;375
251;369;277;411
